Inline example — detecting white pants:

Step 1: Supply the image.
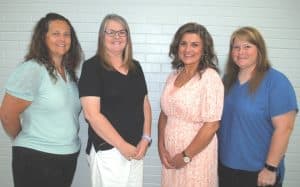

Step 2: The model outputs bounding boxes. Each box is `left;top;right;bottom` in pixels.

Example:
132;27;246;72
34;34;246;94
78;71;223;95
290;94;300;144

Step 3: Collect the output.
87;145;144;187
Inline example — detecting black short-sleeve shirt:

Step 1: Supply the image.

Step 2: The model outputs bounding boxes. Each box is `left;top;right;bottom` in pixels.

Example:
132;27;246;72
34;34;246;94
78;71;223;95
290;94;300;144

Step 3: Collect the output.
78;55;148;153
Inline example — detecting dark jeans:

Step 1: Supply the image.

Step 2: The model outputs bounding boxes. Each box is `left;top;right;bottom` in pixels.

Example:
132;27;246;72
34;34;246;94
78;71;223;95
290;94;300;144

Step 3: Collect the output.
219;162;282;187
12;146;79;187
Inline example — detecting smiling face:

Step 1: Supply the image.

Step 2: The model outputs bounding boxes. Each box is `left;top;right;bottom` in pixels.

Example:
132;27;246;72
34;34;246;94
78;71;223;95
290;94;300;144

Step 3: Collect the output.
231;37;258;72
45;20;71;62
178;33;203;68
104;20;127;56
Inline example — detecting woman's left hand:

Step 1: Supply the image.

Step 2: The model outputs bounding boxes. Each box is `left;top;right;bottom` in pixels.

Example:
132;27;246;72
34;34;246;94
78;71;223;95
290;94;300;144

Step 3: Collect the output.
171;153;187;169
257;168;276;186
133;138;149;160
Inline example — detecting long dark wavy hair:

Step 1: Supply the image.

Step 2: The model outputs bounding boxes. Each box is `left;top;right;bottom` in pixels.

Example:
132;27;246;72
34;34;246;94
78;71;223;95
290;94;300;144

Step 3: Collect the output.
223;26;270;94
25;12;83;82
169;22;219;76
96;13;135;71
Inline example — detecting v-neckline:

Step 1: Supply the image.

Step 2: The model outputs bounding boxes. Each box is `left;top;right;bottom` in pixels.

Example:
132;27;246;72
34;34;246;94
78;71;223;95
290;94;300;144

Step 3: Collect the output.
56;68;67;82
173;71;196;89
236;79;249;89
115;69;129;77
237;78;249;87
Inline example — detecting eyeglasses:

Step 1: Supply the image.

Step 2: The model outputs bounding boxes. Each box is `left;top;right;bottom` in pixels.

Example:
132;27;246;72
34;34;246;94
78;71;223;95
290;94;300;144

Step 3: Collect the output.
104;29;128;37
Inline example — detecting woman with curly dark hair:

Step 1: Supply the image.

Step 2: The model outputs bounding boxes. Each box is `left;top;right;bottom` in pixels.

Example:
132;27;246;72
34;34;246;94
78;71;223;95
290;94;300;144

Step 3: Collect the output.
0;12;83;187
158;22;224;187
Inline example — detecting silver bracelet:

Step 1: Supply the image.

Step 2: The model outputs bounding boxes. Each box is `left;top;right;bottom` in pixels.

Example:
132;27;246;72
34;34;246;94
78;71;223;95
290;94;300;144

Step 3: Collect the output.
142;134;152;146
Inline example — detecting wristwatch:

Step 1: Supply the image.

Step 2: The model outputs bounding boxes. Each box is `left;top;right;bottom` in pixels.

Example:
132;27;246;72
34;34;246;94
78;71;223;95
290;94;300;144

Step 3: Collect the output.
182;151;191;163
264;163;278;172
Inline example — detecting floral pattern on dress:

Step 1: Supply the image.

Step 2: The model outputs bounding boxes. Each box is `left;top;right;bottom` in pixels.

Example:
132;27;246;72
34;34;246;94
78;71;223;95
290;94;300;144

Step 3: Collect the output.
160;68;224;187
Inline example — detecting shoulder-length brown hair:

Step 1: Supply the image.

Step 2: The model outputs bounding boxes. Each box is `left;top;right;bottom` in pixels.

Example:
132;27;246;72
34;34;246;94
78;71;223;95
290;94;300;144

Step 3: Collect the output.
169;22;219;76
25;12;83;82
96;14;135;71
223;26;271;94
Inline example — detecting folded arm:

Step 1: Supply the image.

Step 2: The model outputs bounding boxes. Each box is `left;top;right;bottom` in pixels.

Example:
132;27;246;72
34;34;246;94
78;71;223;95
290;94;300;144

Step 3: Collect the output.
258;110;297;186
0;93;31;139
171;121;220;169
80;96;136;159
158;111;175;169
135;95;152;159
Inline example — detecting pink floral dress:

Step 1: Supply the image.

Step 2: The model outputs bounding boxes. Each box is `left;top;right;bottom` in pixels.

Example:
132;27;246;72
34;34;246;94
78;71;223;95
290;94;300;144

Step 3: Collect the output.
160;68;224;187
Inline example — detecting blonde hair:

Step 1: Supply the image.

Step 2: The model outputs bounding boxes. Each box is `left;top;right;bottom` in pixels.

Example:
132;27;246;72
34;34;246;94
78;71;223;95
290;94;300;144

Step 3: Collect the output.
223;26;271;94
96;14;135;71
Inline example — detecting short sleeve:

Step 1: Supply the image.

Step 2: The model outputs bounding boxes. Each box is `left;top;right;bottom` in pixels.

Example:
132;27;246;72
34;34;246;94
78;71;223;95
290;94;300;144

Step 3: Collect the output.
162;71;177;89
5;60;43;101
134;61;148;95
200;68;224;122
78;60;101;98
269;72;298;117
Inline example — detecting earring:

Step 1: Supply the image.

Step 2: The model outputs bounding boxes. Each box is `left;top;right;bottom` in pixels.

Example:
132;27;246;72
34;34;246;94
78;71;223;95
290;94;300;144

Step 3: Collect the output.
201;54;207;63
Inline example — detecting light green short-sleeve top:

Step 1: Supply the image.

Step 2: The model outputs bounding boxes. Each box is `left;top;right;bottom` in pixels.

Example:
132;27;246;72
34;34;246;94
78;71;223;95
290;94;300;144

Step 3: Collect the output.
5;60;81;154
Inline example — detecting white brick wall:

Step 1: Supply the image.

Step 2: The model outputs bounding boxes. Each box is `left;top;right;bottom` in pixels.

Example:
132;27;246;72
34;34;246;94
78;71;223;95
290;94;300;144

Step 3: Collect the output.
0;0;299;186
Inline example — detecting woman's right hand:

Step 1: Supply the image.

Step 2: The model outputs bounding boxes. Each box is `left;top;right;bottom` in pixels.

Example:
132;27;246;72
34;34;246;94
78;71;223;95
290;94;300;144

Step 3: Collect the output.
158;143;174;169
118;141;137;161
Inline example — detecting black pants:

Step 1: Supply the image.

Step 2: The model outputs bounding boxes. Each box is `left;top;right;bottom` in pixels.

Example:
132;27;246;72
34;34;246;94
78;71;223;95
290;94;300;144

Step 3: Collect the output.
12;146;79;187
219;162;282;187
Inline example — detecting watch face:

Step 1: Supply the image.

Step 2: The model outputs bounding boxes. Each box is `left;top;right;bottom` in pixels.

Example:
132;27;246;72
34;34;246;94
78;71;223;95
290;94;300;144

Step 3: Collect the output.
183;156;191;163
